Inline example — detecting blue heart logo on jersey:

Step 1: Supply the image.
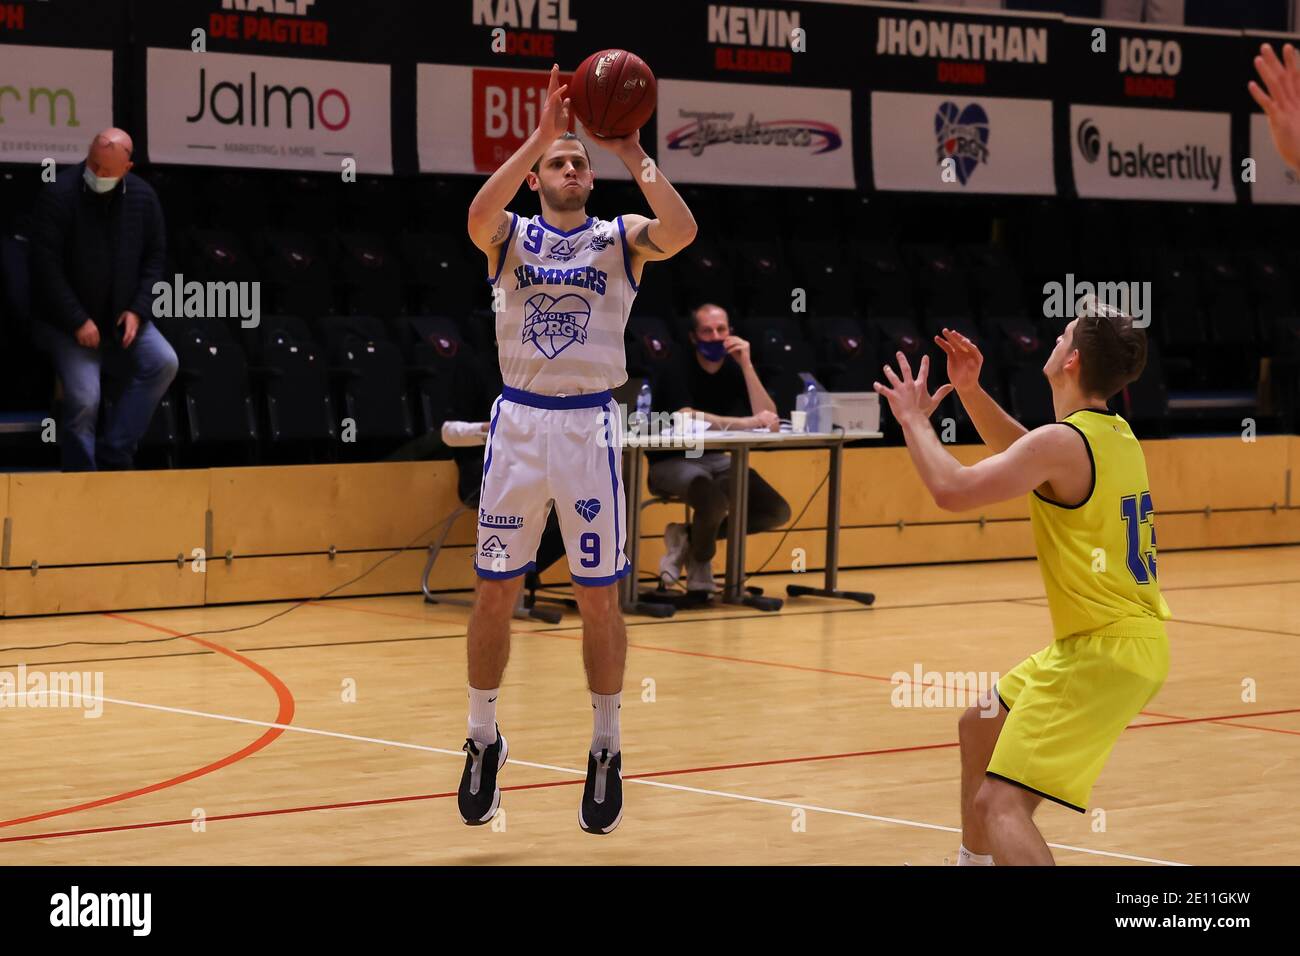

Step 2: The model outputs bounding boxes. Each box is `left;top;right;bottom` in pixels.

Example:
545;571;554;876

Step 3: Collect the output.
575;498;601;522
522;293;591;360
934;101;990;186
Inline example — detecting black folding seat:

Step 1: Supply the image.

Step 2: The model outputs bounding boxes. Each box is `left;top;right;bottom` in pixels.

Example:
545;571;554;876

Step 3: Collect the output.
625;313;679;381
408;318;479;435
783;190;848;241
203;170;271;232
741;314;817;416
906;243;974;335
807;315;877;392
672;235;736;319
400;231;478;318
337;232;404;317
155;317;259;451
632;264;675;319
1007;363;1057;428
311;315;413;451
1119;339;1169;438
274;173;339;233
340;176;403;232
849;241;914;317
789;239;858;317
261;231;336;318
732;239;793;319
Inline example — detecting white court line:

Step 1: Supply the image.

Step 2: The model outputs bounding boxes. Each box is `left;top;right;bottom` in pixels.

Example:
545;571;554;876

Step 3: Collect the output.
5;690;1187;866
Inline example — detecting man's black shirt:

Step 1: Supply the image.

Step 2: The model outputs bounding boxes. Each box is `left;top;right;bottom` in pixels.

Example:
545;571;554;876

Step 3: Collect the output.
651;352;749;419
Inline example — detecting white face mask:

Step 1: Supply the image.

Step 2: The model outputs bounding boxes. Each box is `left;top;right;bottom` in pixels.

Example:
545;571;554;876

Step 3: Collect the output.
83;165;121;194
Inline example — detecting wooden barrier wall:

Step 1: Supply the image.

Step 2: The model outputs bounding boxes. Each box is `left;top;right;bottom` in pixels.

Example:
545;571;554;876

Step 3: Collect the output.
1;436;1296;616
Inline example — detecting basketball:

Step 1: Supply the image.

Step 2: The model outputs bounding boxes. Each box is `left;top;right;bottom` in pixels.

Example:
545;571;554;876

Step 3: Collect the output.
568;49;657;139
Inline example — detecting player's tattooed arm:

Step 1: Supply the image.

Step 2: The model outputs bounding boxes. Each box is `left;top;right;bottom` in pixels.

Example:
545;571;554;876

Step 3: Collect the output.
488;216;511;245
634;223;666;254
623;214;688;263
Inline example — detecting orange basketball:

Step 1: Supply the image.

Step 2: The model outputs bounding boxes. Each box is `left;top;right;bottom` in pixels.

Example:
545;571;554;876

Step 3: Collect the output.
568;49;657;139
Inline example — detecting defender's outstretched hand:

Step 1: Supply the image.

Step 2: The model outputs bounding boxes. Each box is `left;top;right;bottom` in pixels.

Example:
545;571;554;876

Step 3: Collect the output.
934;328;983;393
873;352;953;426
1250;43;1300;175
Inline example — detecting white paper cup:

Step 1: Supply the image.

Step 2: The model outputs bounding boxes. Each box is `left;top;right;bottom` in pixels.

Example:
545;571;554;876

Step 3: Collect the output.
790;410;807;433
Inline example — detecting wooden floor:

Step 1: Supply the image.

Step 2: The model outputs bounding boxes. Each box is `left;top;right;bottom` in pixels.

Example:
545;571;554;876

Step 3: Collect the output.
0;545;1296;866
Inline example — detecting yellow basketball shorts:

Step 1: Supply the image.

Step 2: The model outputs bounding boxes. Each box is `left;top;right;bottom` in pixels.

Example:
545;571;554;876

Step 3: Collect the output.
987;631;1169;813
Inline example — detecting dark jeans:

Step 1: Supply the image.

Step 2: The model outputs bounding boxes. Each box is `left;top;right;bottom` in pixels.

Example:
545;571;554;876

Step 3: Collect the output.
647;452;792;562
30;321;179;471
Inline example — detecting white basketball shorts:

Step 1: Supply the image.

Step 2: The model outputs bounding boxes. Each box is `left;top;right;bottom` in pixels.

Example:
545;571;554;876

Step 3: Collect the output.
475;385;630;586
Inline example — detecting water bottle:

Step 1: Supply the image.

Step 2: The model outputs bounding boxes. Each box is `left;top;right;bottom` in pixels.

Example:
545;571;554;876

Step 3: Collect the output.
797;373;826;432
630;380;652;433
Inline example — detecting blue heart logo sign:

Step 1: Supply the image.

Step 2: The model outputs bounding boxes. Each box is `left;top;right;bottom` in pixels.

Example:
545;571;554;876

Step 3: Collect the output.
522;292;591;360
575;498;601;523
934;101;990;186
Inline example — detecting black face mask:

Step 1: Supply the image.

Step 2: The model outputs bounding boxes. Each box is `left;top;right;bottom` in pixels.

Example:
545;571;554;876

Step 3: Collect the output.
696;340;727;361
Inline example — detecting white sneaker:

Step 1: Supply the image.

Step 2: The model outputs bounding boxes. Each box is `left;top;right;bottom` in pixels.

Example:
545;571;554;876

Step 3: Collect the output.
686;555;717;594
658;522;689;588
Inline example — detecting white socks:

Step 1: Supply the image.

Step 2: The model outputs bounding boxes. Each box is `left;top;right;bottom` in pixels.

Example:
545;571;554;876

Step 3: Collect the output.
468;686;499;748
472;688;621;755
591;692;622;756
958;844;994;866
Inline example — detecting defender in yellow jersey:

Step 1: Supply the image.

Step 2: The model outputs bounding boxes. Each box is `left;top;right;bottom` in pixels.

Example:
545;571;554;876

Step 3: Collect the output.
873;301;1168;865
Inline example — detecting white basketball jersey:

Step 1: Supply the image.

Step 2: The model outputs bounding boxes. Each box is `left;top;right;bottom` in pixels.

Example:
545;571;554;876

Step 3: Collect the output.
489;213;638;395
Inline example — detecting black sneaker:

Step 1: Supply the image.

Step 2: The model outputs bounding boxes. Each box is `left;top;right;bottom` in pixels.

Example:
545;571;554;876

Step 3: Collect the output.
579;748;622;834
458;726;507;825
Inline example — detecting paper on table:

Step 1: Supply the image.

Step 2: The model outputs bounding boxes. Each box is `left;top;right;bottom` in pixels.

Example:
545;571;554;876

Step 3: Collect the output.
657;416;712;438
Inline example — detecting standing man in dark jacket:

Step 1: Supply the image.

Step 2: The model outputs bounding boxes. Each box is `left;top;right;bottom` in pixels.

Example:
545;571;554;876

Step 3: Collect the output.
29;127;177;471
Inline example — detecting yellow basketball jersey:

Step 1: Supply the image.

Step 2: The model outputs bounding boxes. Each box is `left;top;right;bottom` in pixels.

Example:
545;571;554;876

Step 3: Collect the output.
1028;409;1172;640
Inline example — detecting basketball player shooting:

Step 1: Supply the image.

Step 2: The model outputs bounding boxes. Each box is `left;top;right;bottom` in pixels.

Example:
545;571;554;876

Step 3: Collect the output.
873;309;1170;865
457;63;697;834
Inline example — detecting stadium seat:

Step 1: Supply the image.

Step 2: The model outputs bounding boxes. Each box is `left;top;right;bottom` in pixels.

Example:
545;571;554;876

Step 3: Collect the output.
261;231;337;318
672;235;736;320
741;314;816;416
340;176;404;233
399;231;478;318
260;336;337;448
274;173;340;233
625;313;679;381
633;264;676;319
155;316;259;456
789;240;858;317
732;239;793;319
905;243;974;334
409;320;478;435
807;315;877;392
203;170;271;232
1007;363;1057;428
337;232;405;317
849;241;914;317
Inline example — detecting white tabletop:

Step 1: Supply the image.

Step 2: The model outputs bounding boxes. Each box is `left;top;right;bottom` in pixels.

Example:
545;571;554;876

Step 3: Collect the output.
449;427;881;449
619;429;883;449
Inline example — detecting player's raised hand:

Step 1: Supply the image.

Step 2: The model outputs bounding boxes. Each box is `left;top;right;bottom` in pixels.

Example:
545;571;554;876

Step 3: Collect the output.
537;64;571;141
874;352;953;426
934;328;984;393
1250;43;1300;175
